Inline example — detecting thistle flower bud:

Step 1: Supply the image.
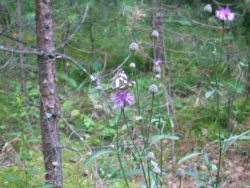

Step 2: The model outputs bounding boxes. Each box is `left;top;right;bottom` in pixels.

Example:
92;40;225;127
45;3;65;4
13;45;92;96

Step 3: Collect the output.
129;62;136;69
153;65;161;74
149;84;159;95
147;152;155;160
155;74;161;79
176;168;185;177
129;42;139;52
204;4;212;13
151;30;159;39
96;85;102;90
153;166;161;174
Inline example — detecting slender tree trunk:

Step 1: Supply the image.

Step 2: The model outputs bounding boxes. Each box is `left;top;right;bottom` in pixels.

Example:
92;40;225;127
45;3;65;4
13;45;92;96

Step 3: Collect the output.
89;7;94;58
35;0;63;187
17;0;27;103
152;0;177;170
152;0;165;63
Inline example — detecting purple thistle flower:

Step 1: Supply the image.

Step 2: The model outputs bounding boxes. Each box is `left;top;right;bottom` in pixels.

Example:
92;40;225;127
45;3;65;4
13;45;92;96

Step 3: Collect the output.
215;7;235;22
113;90;135;108
153;59;162;66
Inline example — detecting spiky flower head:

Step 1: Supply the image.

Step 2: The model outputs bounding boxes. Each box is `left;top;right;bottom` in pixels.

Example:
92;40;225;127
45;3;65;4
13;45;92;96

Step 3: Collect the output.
153;65;161;74
151;30;159;38
147;152;155;160
215;7;235;22
176;168;185;177
96;85;102;90
149;84;159;95
113;90;135;108
129;42;139;52
204;4;212;13
153;166;161;174
129;62;136;69
153;59;162;66
155;74;161;79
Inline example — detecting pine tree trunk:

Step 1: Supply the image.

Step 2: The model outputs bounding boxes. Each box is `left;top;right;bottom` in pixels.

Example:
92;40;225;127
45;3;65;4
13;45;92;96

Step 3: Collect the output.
35;0;63;187
152;0;165;63
152;0;177;170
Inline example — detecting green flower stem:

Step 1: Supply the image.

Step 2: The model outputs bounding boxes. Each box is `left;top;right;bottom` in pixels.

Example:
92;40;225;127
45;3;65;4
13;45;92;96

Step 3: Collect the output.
156;90;163;187
132;70;146;147
215;21;225;188
155;174;159;188
122;109;149;188
219;22;225;63
135;74;141;115
116;110;130;188
178;177;182;188
147;159;151;188
111;54;131;75
151;172;159;188
216;125;223;187
147;95;155;147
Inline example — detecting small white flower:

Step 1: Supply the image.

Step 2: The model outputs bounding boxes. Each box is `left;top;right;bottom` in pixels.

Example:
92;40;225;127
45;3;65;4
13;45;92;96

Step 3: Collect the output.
151;30;159;38
147;152;155;160
204;4;212;13
129;62;136;68
90;75;96;81
153;166;161;174
129;42;139;52
136;116;143;121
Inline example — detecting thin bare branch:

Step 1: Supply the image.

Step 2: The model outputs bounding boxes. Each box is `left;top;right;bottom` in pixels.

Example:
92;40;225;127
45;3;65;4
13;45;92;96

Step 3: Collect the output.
61;4;89;48
0;45;92;78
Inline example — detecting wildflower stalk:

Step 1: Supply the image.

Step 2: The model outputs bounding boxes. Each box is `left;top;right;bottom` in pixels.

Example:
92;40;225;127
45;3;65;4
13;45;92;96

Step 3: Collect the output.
147;95;155;147
121;109;149;188
215;21;225;188
152;172;159;188
156;88;163;187
219;22;225;63
147;159;151;188
178;177;182;188
155;174;159;188
131;67;146;146
115;110;130;188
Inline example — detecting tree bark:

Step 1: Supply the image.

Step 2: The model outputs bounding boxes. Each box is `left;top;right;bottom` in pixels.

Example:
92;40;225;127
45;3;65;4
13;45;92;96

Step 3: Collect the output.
152;0;177;170
152;0;165;63
35;0;63;187
17;0;27;103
